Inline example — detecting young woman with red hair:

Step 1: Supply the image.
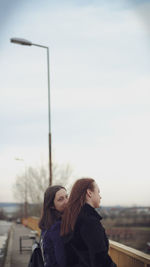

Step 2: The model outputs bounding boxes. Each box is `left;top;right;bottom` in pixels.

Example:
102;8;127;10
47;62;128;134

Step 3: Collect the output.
61;178;117;267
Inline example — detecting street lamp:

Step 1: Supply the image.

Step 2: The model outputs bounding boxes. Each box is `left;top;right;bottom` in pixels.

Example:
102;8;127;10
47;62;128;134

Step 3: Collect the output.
15;158;28;218
11;37;52;185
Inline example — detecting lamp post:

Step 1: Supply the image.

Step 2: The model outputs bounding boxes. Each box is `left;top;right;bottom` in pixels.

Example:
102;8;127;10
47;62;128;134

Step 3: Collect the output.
15;158;28;218
11;38;52;185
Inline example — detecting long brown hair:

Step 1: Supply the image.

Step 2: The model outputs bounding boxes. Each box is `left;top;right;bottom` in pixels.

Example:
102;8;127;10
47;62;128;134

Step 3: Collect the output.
39;185;66;230
61;178;94;235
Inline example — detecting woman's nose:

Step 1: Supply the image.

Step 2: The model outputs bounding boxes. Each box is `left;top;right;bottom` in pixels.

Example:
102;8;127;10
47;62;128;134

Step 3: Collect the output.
64;198;68;204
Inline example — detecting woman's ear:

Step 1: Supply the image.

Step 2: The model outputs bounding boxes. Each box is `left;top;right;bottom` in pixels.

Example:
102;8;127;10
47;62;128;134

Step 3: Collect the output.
86;189;92;198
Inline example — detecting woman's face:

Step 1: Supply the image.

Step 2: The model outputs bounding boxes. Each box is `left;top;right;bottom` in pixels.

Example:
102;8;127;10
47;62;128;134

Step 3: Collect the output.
90;182;101;208
53;188;68;213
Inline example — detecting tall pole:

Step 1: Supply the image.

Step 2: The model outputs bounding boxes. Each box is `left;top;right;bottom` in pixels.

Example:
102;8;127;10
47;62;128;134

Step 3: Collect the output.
47;47;52;186
32;43;52;185
11;38;52;185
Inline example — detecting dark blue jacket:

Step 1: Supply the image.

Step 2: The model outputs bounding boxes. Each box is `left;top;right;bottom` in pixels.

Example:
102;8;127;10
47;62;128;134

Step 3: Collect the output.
41;220;66;267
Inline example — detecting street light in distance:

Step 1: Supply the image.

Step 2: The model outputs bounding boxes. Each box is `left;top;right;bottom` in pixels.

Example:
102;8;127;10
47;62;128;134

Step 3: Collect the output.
11;37;52;185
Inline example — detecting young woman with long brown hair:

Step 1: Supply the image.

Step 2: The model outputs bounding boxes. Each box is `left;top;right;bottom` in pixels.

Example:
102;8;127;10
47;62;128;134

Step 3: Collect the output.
39;185;68;267
61;178;117;267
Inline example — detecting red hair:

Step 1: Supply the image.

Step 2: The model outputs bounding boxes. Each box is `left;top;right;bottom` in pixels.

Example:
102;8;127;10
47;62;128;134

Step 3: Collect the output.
61;178;95;235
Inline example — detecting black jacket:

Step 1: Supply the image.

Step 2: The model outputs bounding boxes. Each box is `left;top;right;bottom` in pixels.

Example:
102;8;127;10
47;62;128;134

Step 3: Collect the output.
63;203;117;267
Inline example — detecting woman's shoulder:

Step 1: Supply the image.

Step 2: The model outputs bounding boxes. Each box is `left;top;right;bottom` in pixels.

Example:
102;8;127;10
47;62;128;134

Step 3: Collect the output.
50;219;61;231
75;204;103;232
41;220;61;238
42;220;61;232
46;220;62;243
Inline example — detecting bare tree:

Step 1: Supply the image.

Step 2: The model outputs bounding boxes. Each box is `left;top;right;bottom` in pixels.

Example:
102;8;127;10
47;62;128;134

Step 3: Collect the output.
52;163;74;189
13;162;74;206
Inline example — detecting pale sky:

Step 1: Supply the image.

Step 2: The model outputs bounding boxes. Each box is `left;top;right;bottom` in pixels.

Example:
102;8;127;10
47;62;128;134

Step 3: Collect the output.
0;0;150;206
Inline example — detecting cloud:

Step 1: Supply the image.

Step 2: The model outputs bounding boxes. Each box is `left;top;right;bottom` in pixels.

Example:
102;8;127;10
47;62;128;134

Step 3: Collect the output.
133;1;150;35
0;0;25;40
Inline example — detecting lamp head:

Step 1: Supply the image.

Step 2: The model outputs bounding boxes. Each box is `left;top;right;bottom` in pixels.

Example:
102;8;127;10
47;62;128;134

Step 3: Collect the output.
10;38;32;46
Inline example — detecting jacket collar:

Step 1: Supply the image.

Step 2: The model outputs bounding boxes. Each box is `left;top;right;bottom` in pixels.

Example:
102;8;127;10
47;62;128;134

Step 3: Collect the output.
62;204;102;243
80;203;102;220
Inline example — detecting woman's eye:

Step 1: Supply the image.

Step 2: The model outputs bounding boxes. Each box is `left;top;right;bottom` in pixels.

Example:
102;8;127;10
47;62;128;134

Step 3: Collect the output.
57;195;68;201
58;197;63;201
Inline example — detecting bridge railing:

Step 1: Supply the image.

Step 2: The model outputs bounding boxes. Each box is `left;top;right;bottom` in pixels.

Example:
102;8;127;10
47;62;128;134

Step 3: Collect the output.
22;216;41;235
109;240;150;267
22;217;150;267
